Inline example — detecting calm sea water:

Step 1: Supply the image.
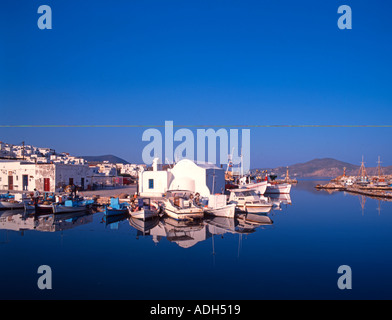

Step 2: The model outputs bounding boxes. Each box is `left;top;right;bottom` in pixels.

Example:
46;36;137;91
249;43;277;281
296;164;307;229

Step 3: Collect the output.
1;180;392;300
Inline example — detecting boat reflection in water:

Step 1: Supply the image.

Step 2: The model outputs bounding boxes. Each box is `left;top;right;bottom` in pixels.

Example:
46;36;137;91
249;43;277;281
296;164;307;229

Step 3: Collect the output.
0;210;93;233
101;209;274;249
160;217;208;249
266;193;292;211
125;213;274;249
104;212;129;229
129;216;160;237
1;203;282;249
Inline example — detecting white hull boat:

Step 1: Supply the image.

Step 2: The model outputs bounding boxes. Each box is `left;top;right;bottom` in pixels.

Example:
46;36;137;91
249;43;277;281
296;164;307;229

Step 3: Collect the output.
0;201;26;210
128;206;158;220
37;203;87;214
53;205;87;214
163;199;204;221
164;205;204;221
163;190;204;221
241;180;268;195
235;203;273;213
228;189;273;214
37;199;93;214
203;194;236;218
204;203;236;218
265;183;291;194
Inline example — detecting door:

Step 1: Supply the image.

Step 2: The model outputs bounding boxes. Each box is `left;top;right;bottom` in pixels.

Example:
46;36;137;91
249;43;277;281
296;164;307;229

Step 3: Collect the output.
8;176;13;191
81;178;85;190
44;178;50;192
69;178;74;186
22;175;28;191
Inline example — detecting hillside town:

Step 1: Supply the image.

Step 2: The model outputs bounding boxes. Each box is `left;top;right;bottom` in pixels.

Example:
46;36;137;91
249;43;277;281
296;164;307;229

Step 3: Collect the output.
0;141;145;193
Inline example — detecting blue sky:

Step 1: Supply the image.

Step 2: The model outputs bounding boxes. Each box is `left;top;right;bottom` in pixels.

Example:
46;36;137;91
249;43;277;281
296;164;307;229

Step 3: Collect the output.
0;0;391;168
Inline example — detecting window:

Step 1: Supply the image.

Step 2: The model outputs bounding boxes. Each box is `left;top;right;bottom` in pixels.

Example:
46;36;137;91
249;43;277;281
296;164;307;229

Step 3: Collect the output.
148;179;154;189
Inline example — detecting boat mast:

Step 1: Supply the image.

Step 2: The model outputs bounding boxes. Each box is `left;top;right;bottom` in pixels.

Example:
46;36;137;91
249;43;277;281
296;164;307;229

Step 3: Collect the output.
240;148;243;178
225;147;234;181
212;168;216;194
377;156;383;177
357;156;368;182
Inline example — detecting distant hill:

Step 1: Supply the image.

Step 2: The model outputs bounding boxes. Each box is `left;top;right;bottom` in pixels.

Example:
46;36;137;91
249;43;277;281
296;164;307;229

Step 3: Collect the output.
253;158;392;178
80;155;129;164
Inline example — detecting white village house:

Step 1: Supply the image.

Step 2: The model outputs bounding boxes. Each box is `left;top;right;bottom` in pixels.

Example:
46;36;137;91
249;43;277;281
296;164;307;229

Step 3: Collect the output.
139;158;225;198
0;160;91;193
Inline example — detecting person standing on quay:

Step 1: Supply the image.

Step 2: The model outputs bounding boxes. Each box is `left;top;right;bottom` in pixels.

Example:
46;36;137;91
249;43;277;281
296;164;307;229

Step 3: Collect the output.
33;188;40;208
71;183;77;199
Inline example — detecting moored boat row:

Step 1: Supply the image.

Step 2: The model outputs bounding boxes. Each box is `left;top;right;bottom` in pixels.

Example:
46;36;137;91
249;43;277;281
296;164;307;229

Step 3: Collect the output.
102;186;285;223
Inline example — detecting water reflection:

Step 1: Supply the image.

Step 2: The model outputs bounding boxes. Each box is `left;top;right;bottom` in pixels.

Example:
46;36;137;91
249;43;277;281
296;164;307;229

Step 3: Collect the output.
0;193;292;248
129;216;160;237
355;194;390;216
0;210;93;233
103;212;274;248
268;193;292;208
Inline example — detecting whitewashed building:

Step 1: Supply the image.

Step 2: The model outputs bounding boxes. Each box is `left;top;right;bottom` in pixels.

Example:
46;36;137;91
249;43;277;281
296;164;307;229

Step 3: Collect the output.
139;159;225;198
0;160;91;193
117;163;146;178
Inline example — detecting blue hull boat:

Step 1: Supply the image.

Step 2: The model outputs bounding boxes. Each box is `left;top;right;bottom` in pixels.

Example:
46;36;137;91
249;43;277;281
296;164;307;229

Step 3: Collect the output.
104;198;129;217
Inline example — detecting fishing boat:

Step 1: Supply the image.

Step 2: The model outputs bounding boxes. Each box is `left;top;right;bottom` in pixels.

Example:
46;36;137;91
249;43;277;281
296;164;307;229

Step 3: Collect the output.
36;198;94;214
103;197;129;216
53;199;94;213
162;190;204;221
127;198;159;221
238;176;268;195
0;200;26;210
265;183;292;195
228;189;273;213
0;192;14;200
203;194;236;218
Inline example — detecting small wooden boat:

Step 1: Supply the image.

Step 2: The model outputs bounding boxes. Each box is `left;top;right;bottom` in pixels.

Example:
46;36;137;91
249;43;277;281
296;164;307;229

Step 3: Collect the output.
127;198;159;221
203;194;236;218
0;192;14;200
0;200;26;210
54;199;94;213
36;199;94;214
103;197;129;216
